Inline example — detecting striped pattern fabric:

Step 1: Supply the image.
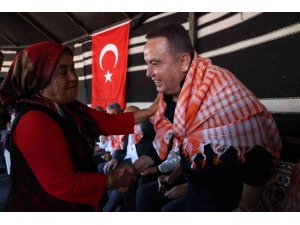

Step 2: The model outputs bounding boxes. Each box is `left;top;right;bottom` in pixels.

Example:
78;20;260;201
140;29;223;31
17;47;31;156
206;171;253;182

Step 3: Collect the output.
109;123;143;151
108;135;125;151
280;161;300;211
152;54;282;163
132;123;143;144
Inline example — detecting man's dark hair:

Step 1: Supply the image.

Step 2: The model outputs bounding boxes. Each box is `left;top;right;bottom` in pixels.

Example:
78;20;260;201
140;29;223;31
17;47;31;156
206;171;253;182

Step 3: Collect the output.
106;102;122;113
0;51;3;60
145;23;194;59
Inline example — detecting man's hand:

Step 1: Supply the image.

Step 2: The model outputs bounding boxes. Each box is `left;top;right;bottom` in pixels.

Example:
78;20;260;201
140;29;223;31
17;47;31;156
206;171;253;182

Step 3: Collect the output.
140;166;158;176
103;159;118;172
158;175;172;194
164;183;188;199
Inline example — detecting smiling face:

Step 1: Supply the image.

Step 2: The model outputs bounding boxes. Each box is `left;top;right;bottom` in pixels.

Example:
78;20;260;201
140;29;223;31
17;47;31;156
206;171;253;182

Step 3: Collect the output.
41;51;78;104
144;37;187;96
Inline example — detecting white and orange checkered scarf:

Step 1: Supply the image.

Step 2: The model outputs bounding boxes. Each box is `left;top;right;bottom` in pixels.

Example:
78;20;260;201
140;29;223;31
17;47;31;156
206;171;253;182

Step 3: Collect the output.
110;123;143;150
152;54;281;168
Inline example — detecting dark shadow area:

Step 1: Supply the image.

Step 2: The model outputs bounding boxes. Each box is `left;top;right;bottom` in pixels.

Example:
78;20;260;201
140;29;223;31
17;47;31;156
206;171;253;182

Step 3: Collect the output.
0;174;10;211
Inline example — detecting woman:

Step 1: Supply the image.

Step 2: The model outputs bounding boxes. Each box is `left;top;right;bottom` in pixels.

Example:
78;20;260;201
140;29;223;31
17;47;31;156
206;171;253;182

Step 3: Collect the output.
0;41;156;211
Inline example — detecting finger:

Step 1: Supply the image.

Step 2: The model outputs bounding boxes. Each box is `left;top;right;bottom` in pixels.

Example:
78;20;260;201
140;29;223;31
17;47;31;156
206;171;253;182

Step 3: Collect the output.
103;164;109;172
164;191;170;198
164;192;174;199
107;163;113;171
164;189;176;199
158;176;164;188
117;187;128;193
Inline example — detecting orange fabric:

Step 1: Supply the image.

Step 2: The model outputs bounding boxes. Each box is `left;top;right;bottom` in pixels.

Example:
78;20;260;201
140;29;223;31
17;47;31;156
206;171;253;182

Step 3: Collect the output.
132;123;143;144
152;54;281;163
108;135;125;150
109;123;143;151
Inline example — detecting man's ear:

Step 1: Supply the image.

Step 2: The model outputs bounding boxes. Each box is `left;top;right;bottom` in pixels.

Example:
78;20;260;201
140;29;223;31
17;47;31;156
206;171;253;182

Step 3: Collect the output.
180;53;192;73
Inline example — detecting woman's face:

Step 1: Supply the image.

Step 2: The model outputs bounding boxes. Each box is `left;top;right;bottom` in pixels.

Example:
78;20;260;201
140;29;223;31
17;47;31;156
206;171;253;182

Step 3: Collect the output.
41;52;78;104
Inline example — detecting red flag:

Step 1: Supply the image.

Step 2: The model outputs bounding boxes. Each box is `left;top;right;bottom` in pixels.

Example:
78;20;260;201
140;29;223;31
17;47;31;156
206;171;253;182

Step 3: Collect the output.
91;21;130;109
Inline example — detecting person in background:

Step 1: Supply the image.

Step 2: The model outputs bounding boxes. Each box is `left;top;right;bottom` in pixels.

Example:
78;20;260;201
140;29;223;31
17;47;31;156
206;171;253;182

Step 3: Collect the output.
94;105;105;112
106;102;122;115
133;23;281;211
0;51;11;174
0;41;157;211
97;102;124;173
102;105;156;211
93;103;122;168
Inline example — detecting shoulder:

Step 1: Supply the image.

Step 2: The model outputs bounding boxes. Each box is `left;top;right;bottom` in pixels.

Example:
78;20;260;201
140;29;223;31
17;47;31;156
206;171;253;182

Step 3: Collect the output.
16;110;60;131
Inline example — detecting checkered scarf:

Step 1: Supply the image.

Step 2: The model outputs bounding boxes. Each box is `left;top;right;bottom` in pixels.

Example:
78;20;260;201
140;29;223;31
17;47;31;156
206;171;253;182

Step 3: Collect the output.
152;54;281;166
109;123;143;150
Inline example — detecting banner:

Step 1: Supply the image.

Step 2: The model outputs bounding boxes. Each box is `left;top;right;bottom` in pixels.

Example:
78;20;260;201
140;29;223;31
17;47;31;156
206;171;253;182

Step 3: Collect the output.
91;21;130;109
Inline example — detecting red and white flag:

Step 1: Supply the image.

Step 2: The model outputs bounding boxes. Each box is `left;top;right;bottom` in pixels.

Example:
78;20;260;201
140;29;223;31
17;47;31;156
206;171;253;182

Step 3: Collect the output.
91;21;130;109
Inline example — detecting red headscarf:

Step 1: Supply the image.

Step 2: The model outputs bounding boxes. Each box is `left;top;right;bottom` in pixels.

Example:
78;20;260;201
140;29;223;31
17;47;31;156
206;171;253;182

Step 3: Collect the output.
0;41;72;106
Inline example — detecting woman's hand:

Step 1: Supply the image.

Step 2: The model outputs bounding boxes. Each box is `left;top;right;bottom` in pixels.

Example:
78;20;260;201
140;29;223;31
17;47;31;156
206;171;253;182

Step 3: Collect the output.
106;164;138;191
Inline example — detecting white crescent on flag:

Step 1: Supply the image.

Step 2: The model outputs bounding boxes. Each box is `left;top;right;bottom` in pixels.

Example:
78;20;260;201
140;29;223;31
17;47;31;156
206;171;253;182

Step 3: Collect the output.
99;43;119;71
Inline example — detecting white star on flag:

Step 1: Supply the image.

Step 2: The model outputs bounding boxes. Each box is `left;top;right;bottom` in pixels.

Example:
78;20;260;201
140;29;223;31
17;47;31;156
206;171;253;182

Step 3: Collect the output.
104;70;112;82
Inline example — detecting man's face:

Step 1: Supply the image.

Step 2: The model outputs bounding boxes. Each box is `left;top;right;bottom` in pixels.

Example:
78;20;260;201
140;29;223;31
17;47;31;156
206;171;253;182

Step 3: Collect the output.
144;37;185;96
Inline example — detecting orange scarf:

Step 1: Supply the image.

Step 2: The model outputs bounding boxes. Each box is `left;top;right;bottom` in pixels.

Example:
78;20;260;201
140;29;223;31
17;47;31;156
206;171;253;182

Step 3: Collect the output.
110;123;143;151
152;54;281;166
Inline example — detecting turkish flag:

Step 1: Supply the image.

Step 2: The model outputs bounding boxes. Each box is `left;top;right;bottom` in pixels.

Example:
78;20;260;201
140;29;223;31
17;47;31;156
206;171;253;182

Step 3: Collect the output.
91;21;130;109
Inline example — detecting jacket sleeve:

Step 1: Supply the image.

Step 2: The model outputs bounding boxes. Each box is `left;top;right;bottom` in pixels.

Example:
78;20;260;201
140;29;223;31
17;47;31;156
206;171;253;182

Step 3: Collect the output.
85;106;134;135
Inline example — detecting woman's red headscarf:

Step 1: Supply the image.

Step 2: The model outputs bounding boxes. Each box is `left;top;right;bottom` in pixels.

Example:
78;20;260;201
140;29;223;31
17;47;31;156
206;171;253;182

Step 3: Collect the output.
0;41;72;106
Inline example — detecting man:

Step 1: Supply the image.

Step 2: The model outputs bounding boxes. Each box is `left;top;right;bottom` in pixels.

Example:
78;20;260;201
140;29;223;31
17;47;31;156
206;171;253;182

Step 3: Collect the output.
134;23;282;211
102;105;157;211
106;102;123;115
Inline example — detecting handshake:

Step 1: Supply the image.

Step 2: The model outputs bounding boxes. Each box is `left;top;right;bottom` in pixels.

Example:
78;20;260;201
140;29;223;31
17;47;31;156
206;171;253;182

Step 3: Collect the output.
106;164;138;192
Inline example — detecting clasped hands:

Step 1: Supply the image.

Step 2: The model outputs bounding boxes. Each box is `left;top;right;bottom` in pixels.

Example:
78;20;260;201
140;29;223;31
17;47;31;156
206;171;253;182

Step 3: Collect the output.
106;163;138;192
